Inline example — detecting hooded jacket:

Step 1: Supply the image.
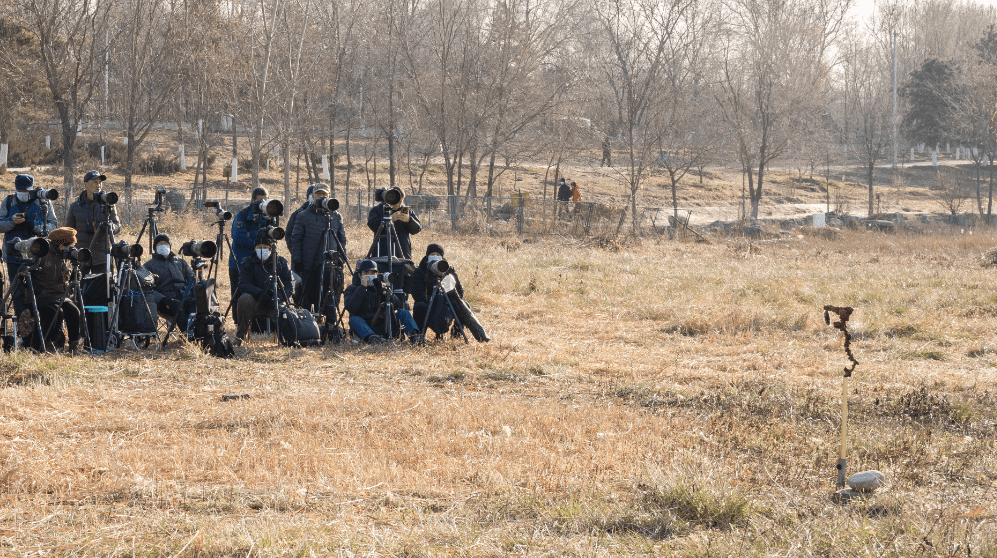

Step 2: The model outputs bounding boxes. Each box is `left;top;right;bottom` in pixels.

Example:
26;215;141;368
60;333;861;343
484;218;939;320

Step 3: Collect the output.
238;251;293;304
0;195;59;264
344;272;405;326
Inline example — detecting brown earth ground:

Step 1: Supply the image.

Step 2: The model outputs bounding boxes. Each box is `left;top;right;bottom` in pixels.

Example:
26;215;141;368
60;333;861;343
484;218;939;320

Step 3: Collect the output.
0;141;996;556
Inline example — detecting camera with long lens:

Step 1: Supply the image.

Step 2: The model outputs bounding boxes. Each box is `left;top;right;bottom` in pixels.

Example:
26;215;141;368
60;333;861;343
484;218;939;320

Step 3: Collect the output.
59;247;91;263
203;200;232;220
110;241;143;260
260;224;285;242
324;250;344;265
179;240;217;259
254;198;284;217
28;188;59;202
374;187;404;207
93;191;118;205
14;237;49;260
314;197;339;212
428;258;450;277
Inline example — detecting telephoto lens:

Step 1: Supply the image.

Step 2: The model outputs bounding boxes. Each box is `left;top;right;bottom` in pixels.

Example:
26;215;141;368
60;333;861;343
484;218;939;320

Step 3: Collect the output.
31;188;59;201
428;259;450;277
382;187;403;206
110;241;143;259
180;240;217;259
61;247;91;263
316;197;339;211
256;198;284;217
261;225;285;241
204;201;233;220
14;237;49;259
93;191;118;205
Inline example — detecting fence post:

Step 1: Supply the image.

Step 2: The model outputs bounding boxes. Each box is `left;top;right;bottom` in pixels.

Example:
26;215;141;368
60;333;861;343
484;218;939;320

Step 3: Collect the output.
517;200;524;234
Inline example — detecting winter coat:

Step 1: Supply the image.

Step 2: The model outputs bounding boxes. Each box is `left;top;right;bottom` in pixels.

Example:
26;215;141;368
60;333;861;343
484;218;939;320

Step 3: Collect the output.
283;202;309;253
143;252;194;305
0;195;59;264
367;203;422;259
571;185;581;202
31;249;71;303
344;275;405;326
65;191;121;260
238;252;293;305
228;204;264;271
291;204;347;271
556;183;572;202
406;256;465;305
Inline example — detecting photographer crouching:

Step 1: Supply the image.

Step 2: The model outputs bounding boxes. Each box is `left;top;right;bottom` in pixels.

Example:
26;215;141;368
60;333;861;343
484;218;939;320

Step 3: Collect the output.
235;234;294;343
26;228;85;353
345;259;422;344
66;170;120;275
408;243;490;342
143;234;195;333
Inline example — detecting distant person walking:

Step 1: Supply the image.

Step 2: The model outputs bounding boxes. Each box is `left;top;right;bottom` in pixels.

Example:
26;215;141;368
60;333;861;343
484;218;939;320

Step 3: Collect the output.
571;181;581;202
600;137;612;167
556;178;571;202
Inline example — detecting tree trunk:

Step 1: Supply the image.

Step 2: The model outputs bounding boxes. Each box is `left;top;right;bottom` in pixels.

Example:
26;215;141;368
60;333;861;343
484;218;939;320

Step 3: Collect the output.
867;161;874;218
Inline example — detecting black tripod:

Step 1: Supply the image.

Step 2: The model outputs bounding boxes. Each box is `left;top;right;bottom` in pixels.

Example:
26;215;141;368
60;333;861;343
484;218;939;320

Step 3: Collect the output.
366;205;410;296
107;253;159;350
135;205;165;257
314;211;352;342
0;259;49;353
421;273;470;344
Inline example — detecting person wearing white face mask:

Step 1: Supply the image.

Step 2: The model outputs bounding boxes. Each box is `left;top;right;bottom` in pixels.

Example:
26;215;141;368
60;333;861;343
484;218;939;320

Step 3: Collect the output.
0;174;59;315
143;234;195;332
235;234;294;343
406;243;490;342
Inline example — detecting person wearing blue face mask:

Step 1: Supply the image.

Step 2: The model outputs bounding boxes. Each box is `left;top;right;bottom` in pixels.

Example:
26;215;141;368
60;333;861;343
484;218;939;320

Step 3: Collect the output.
143;234;195;332
0;174;59;314
235;234;293;343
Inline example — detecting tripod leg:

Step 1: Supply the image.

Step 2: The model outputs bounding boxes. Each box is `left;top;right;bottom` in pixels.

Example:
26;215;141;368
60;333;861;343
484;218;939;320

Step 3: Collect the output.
441;291;469;344
25;275;47;353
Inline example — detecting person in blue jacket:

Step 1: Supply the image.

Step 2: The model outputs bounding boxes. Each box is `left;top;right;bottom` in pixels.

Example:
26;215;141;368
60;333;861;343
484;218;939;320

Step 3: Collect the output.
0;174;58;314
228;187;270;304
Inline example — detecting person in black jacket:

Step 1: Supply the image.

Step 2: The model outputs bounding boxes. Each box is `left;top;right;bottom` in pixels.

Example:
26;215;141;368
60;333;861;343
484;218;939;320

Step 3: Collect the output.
556;177;572;202
367;187;421;259
65;170;121;275
26;227;82;352
284;183;314;255
235;235;294;341
291;184;346;312
344;259;421;344
143;234;195;332
407;243;490;342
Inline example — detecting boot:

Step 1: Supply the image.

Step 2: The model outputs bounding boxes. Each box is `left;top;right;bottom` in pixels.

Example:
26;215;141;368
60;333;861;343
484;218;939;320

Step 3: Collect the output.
67;340;81;355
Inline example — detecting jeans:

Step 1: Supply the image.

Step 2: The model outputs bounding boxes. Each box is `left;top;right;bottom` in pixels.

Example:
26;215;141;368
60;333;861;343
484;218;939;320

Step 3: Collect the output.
349;309;419;340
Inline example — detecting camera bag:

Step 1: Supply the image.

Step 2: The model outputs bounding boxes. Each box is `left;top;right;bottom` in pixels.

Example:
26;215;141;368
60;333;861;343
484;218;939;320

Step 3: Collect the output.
119;291;158;333
277;307;321;347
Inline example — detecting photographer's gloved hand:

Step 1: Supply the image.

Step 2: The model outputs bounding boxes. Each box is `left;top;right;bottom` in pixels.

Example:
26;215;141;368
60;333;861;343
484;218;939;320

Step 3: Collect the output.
391;210;410;223
12;214;25;225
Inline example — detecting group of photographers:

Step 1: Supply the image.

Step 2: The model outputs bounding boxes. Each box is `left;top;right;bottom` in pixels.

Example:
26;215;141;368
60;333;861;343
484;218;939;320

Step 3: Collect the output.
0;171;488;353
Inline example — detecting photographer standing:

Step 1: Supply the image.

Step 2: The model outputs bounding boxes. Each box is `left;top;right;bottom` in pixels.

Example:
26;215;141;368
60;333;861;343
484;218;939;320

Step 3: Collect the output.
407;243;490;342
367;187;421;259
66;170;121;275
229;187;270;301
27;227;82;353
1;174;59;312
291;184;346;312
284;184;315;255
235;235;294;342
344;259;421;344
143;234;195;332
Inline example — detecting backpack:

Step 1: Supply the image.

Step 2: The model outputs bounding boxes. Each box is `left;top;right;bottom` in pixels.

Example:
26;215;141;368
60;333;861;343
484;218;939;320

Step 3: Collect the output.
277;307;321;347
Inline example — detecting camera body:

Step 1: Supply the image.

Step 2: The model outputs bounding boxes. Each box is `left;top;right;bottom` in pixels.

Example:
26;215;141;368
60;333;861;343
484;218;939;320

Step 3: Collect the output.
179;240;217;259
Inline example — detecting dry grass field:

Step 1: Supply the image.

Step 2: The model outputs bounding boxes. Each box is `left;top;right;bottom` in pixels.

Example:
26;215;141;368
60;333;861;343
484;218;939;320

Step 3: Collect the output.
1;204;996;556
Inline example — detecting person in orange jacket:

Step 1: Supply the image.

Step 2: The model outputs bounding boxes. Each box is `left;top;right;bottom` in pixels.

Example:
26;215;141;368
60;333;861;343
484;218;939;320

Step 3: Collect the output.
570;181;581;202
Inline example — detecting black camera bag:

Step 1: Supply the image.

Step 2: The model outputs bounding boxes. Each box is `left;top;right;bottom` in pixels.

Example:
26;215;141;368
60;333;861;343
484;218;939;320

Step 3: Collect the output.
277;307;321;347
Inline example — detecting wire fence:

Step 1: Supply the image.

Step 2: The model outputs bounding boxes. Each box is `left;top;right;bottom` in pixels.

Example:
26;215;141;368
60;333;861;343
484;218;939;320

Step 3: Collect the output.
106;187;683;238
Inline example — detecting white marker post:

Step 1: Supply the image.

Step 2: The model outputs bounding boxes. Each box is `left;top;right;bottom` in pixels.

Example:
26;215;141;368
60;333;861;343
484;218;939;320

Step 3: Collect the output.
45;135;51;149
230;157;238;183
910;148;914;161
932;151;937;166
0;143;7;166
813;213;826;228
322;154;330;180
179;145;186;170
100;145;105;171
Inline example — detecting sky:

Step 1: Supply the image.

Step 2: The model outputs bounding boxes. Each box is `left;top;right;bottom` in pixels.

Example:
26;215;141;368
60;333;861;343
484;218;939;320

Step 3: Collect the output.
849;0;997;23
